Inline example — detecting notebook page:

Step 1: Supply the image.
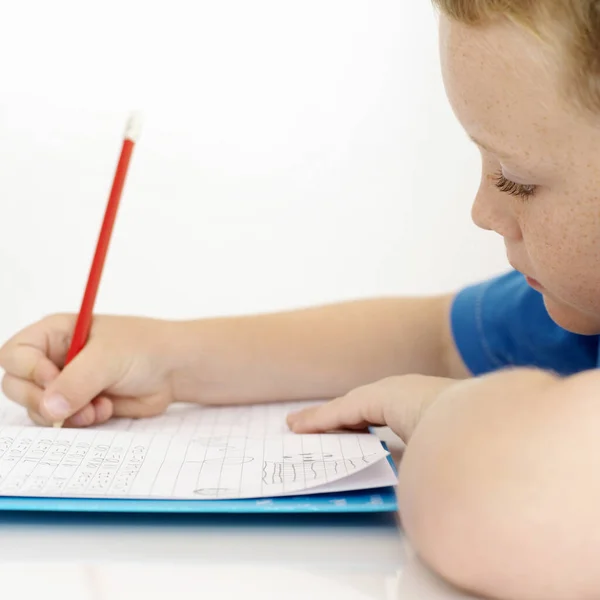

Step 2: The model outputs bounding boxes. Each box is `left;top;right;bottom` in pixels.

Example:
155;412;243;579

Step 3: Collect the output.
0;425;393;500
0;400;324;436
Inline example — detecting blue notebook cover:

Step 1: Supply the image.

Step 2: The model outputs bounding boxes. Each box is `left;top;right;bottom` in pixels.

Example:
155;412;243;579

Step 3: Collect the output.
0;445;398;514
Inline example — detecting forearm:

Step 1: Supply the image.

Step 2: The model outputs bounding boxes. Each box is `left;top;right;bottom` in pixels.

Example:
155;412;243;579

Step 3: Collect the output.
398;368;600;600
170;296;454;404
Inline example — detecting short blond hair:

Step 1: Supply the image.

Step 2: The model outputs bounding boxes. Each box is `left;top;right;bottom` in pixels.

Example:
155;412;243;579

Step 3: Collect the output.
432;0;600;112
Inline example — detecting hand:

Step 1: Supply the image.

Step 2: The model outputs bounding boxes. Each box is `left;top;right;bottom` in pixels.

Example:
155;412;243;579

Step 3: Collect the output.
0;314;181;427
286;374;458;442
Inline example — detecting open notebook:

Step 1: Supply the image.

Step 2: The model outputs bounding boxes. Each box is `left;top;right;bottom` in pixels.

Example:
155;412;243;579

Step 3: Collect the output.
0;401;398;513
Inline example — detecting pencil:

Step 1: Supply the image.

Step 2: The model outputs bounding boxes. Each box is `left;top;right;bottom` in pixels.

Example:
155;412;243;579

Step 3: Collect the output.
53;111;142;427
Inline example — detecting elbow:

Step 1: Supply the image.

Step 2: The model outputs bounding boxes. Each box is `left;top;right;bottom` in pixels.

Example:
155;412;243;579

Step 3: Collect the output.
397;460;522;600
397;370;600;600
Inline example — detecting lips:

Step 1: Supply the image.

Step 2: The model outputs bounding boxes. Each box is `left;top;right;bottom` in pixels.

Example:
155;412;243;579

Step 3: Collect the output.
508;260;544;291
525;275;544;292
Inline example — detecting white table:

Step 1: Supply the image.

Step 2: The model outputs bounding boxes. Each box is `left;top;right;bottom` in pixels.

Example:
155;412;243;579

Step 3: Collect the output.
0;429;480;600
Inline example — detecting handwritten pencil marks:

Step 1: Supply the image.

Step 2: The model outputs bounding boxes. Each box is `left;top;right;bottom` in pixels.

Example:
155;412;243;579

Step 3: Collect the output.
0;400;395;500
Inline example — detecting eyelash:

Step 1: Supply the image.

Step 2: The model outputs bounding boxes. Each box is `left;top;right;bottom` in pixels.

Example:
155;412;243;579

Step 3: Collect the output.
493;171;537;200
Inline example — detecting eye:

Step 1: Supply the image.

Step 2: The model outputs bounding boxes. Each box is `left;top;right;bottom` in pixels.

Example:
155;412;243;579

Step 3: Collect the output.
493;171;537;200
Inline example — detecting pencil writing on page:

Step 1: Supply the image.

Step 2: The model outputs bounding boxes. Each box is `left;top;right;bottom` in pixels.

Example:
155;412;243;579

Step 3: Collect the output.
52;112;142;428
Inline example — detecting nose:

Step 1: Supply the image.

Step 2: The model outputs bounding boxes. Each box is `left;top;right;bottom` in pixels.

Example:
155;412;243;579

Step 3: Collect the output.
471;183;522;241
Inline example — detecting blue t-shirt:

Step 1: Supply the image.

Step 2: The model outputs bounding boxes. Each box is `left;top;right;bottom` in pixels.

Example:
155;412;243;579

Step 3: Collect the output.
451;270;600;376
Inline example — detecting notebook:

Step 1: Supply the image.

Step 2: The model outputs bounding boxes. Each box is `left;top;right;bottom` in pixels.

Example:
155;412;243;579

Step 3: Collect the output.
0;400;398;513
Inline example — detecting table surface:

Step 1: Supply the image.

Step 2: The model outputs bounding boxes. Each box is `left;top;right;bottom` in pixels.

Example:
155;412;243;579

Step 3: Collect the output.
0;428;482;600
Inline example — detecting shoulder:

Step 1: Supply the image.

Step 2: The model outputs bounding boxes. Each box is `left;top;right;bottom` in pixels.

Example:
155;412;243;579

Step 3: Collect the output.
450;271;599;376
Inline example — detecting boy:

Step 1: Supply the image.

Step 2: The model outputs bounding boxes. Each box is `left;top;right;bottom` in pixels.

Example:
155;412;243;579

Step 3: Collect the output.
1;2;599;598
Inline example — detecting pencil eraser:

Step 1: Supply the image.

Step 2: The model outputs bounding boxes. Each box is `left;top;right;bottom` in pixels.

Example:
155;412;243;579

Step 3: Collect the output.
124;111;143;142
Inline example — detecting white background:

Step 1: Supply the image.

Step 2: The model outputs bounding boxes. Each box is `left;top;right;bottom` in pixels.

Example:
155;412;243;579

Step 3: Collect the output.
0;6;506;596
0;0;508;346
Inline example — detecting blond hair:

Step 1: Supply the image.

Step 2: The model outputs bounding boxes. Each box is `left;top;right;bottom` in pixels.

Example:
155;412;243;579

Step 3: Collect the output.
432;0;600;112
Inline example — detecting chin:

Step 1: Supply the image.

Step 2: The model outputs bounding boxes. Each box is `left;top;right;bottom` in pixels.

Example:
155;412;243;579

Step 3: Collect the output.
542;295;600;335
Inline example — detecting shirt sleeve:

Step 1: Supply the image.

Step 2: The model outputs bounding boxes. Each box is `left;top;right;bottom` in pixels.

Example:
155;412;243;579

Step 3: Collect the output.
450;270;599;376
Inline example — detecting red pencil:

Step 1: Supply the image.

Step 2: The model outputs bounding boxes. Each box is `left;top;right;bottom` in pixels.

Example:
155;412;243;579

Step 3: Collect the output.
53;112;142;427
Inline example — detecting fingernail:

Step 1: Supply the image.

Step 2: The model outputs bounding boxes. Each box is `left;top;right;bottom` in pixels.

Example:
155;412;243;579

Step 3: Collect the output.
42;393;70;419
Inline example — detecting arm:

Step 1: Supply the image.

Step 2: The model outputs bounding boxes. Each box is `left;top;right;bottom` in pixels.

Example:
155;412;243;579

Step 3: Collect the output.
399;368;600;600
170;295;469;405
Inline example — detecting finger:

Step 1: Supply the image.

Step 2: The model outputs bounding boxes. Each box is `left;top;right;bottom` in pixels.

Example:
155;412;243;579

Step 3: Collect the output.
0;345;60;388
64;403;96;428
112;393;169;419
3;378;112;429
39;343;122;423
1;374;44;415
0;314;75;370
91;396;114;425
61;397;114;428
42;314;77;367
27;408;47;426
287;392;387;433
0;375;96;429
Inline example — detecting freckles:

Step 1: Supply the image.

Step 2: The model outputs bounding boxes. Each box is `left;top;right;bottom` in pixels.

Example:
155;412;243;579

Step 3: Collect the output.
537;200;600;306
574;193;600;236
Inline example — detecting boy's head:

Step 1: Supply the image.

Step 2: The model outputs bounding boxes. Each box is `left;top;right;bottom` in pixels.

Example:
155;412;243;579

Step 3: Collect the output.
434;1;600;335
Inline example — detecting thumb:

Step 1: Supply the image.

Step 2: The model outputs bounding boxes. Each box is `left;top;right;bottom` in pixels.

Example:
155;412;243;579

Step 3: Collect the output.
39;345;118;422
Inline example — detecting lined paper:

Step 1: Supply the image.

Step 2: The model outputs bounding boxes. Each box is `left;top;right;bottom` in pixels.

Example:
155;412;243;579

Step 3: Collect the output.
0;425;392;499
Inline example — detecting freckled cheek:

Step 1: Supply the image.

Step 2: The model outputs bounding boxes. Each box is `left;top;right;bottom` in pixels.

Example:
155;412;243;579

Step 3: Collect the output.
523;215;600;305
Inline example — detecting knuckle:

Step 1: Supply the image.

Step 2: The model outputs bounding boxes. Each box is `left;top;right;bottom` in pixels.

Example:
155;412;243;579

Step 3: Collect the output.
42;312;75;333
27;360;38;383
29;360;51;388
399;373;424;385
378;375;403;387
42;312;68;324
57;332;72;357
345;386;367;400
